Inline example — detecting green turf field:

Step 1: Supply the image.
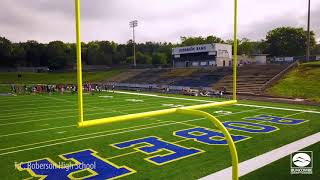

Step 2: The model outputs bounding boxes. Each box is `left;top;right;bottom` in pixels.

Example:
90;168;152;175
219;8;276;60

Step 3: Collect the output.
242;143;319;180
0;91;319;179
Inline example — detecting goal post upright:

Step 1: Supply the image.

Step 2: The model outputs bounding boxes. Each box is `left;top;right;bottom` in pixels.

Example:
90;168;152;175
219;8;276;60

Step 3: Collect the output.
75;0;84;125
233;0;238;101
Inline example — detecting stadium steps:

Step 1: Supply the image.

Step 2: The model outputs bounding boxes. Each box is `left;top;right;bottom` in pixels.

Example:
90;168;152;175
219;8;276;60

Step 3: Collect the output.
121;69;170;84
213;64;289;95
171;68;232;87
106;69;147;83
123;68;232;87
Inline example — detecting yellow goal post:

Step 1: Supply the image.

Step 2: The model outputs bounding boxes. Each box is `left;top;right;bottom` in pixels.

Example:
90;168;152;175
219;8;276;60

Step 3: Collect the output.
74;0;239;179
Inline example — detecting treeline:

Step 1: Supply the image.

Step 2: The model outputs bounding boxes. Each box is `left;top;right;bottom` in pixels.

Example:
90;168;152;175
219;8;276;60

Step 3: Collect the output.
0;39;175;70
0;27;319;70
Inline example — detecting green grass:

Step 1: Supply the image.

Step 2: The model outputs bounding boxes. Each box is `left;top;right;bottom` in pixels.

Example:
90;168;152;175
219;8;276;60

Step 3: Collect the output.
0;85;10;93
0;91;319;179
267;61;320;102
0;69;122;84
242;143;319;180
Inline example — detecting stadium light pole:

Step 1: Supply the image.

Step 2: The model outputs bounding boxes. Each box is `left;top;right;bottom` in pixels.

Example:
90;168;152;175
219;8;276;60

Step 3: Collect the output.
306;0;311;62
130;20;138;67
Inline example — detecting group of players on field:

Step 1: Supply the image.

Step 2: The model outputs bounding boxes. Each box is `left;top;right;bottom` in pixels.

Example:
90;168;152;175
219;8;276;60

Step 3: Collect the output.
10;83;115;95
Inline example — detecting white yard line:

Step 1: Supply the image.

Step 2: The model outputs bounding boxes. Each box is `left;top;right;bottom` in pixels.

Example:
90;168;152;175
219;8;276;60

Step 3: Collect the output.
0;96;197;120
56;131;67;134
0;120;183;156
0;106;263;138
236;104;320;114
0;109;75;118
0;125;76;138
115;91;320;114
283;111;306;118
200;132;320;180
0;107;265;155
0;100;186;125
0;104;76;113
0;120;175;152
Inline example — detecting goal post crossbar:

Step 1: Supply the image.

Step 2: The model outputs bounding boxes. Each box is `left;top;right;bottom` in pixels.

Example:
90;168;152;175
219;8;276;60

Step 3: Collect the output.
78;100;237;127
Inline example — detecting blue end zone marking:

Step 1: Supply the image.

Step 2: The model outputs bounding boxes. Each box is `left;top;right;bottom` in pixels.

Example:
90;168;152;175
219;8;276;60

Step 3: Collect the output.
223;121;278;133
112;136;204;165
245;115;307;125
174;127;250;145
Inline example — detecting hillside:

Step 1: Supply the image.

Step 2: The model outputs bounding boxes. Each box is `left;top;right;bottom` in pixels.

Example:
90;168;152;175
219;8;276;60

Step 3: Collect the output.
267;61;320;102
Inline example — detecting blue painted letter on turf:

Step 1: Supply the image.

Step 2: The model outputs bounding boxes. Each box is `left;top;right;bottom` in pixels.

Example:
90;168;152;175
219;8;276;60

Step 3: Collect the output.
223;121;278;133
245;115;306;125
17;149;135;179
174;127;250;145
112;136;203;165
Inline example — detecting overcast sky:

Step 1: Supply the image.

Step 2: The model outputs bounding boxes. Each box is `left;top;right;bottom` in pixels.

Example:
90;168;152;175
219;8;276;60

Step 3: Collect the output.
1;0;319;44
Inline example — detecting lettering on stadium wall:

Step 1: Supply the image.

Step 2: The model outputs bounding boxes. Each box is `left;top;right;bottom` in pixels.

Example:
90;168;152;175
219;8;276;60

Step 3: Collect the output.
178;46;207;53
172;44;215;55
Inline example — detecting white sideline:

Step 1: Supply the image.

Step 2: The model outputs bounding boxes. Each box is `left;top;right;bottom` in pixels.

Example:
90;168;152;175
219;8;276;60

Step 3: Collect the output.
114;91;320;114
114;91;218;103
200;132;320;180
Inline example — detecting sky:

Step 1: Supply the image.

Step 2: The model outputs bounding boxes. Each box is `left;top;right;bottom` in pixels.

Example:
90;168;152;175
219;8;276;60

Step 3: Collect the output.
0;0;319;44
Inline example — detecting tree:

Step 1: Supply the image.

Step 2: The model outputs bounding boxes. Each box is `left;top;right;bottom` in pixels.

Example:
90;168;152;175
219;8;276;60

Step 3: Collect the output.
126;56;134;64
136;52;152;64
238;38;267;55
24;40;44;66
205;36;224;44
87;42;101;65
11;44;26;66
265;27;316;56
98;41;114;65
0;37;12;66
311;44;320;55
113;44;127;64
152;52;167;65
180;36;224;46
46;41;68;70
86;41;115;65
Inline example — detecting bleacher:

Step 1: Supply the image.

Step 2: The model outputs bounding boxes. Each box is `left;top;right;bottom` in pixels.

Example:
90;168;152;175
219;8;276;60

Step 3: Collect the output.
213;64;289;94
104;69;147;83
110;64;289;95
119;68;231;87
171;68;231;87
120;69;167;84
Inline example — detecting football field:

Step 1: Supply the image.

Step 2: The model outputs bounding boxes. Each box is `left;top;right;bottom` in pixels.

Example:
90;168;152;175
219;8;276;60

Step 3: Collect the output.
0;91;319;179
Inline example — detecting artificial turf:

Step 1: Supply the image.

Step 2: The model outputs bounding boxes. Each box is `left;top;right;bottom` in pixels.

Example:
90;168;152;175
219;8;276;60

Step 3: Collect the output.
242;143;319;180
0;91;319;179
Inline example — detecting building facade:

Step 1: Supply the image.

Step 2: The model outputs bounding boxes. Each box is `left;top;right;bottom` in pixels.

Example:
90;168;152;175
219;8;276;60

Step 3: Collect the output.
172;43;232;68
